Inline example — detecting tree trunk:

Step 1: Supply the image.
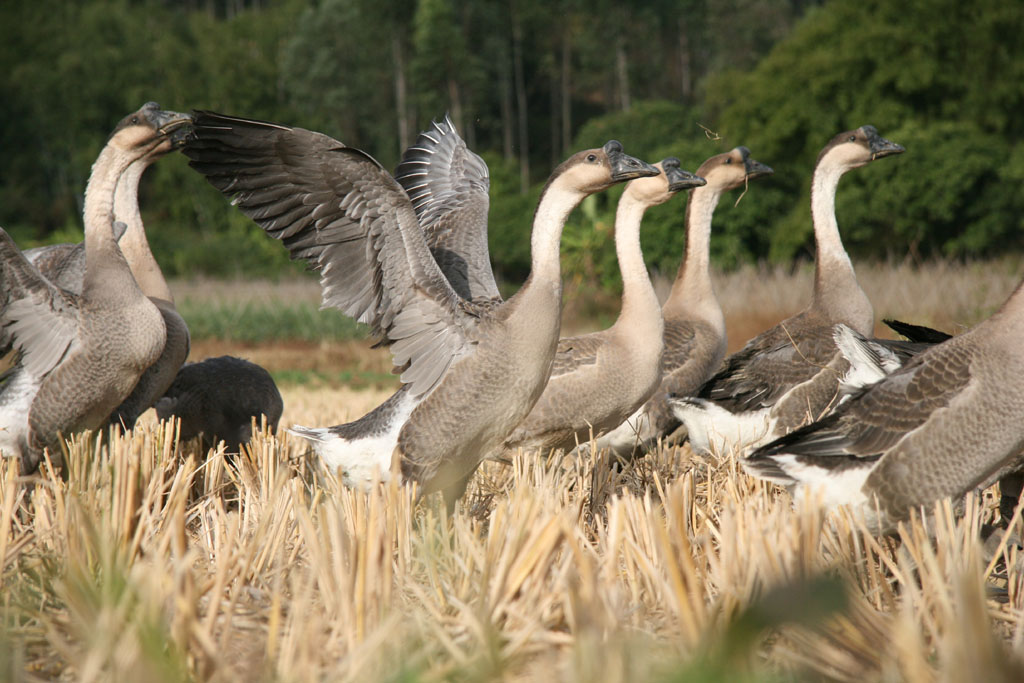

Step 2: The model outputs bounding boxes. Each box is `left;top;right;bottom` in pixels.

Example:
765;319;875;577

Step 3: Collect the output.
561;31;571;154
447;77;463;136
678;17;693;102
500;43;515;161
392;36;410;155
615;37;630;112
550;65;559;168
512;4;530;193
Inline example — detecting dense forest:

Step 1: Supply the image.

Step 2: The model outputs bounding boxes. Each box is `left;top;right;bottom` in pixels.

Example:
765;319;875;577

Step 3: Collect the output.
1;0;1021;286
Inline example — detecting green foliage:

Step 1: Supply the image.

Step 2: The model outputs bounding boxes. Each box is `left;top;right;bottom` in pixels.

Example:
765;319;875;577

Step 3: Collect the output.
702;0;1024;262
2;0;1020;288
177;299;369;343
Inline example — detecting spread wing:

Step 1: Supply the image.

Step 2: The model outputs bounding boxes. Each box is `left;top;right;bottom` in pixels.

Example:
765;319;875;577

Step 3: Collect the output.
393;116;500;303
549;334;605;379
0;229;80;379
184;111;481;397
22;242;86;294
698;313;836;412
747;340;975;469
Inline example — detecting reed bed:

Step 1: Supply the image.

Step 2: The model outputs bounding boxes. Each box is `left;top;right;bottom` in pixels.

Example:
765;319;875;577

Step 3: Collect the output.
2;384;1023;681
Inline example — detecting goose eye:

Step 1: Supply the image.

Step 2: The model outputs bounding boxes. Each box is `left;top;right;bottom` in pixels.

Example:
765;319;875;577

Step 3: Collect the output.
848;135;856;142
131;116;140;125
725;158;732;164
586;154;597;162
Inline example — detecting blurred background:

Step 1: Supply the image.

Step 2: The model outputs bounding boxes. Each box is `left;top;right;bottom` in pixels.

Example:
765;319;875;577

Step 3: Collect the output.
1;0;1022;302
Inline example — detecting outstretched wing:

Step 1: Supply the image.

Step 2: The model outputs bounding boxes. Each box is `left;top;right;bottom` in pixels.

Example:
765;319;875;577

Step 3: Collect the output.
393;116;500;303
184;111;480;397
0;229;80;379
22;242;86;294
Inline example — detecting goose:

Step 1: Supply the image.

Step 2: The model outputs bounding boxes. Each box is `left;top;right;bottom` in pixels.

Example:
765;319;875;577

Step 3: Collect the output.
0;105;189;471
670;126;904;457
834;319;1024;522
494;159;706;459
743;278;1024;533
594;147;774;457
154;355;283;453
22;102;192;430
104;125;191;430
183;110;658;507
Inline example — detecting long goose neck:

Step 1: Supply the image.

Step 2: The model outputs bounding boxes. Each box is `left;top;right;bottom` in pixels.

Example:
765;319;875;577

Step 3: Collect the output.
809;159;871;330
612;192;660;332
523;180;586;292
82;145;143;300
115;158;174;303
664;185;722;326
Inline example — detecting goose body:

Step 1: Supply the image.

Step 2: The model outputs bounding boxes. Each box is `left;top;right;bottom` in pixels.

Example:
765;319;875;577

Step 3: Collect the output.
184;111;658;504
497;159;706;458
744;280;1024;532
670;126;904;457
22;104;192;430
0;104;189;471
595;147;773;457
155;355;282;452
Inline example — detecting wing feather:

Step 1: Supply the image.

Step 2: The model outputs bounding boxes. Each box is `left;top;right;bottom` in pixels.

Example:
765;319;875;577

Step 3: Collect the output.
185;111;480;397
393;115;499;302
0;229;80;379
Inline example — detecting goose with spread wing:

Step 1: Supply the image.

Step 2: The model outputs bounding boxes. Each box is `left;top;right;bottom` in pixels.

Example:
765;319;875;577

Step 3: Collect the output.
0;105;188;471
671;126;904;457
184;111;658;506
595;147;774;456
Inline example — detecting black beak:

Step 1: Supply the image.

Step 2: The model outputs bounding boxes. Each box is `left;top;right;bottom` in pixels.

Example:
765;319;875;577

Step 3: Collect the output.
744;158;774;180
604;141;660;181
665;166;706;192
865;127;905;160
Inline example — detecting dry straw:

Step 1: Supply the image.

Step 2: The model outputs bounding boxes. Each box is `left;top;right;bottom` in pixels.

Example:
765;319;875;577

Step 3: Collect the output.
2;401;1023;682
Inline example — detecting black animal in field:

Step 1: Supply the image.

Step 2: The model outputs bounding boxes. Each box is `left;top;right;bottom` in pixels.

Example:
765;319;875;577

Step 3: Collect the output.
155;355;283;453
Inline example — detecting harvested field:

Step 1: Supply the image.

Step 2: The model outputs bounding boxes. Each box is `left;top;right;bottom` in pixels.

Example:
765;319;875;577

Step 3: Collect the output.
2;262;1022;681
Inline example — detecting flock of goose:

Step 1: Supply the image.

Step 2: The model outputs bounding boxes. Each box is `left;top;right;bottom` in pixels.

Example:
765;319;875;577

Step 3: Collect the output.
2;102;1023;533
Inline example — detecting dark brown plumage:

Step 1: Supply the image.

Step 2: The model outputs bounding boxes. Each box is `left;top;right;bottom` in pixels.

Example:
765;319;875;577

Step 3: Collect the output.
155;356;282;452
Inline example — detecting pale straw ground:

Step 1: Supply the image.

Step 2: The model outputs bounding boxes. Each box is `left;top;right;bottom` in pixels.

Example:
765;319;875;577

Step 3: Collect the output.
2;261;1023;681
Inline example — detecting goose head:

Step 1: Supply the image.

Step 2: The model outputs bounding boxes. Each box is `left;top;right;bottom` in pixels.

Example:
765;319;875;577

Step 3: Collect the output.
817;125;904;171
697;146;774;193
107;102;194;158
624;157;705;206
547;140;659;195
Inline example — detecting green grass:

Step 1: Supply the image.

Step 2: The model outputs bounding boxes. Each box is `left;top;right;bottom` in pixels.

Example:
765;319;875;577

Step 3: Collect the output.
177;299;369;343
270;368;398;389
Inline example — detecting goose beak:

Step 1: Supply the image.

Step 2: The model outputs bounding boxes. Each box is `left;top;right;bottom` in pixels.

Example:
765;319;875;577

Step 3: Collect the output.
867;131;905;160
603;141;660;181
155;110;194;136
666;167;706;192
744;158;774;180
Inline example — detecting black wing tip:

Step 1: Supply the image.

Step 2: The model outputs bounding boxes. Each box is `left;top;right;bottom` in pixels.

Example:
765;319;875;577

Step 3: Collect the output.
882;318;952;344
741;453;798;484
